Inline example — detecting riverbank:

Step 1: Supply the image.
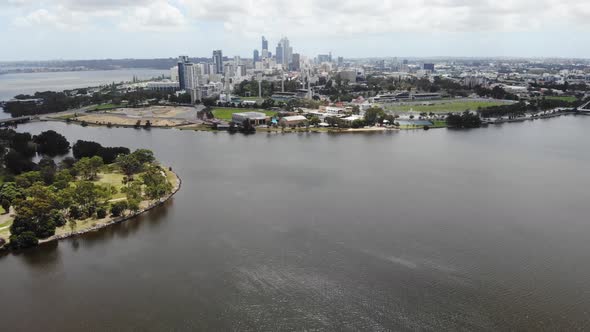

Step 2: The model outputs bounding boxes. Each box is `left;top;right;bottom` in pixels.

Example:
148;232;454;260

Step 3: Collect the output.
0;168;181;252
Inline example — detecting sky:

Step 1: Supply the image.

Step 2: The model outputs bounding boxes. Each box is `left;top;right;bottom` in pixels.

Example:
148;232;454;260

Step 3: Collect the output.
1;0;590;61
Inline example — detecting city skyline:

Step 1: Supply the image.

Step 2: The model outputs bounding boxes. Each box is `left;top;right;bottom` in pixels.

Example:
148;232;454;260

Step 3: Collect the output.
1;1;590;61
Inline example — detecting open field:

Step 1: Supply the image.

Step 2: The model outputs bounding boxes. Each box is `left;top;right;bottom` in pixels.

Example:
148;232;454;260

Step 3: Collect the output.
72;105;199;127
545;96;577;103
212;108;277;120
384;99;511;113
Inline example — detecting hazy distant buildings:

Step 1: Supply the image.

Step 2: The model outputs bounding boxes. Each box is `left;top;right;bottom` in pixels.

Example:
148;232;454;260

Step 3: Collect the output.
213;50;224;74
317;53;332;63
423;63;435;71
253;49;260;63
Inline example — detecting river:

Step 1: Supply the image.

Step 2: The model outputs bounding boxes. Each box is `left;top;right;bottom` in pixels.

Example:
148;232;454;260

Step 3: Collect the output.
2;117;590;330
0;69;168;119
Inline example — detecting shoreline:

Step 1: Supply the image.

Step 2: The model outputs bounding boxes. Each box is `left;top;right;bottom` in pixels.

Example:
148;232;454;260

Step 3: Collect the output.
0;169;182;252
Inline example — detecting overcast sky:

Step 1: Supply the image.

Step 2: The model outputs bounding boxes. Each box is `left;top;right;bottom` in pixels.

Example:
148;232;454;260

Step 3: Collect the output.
1;0;590;61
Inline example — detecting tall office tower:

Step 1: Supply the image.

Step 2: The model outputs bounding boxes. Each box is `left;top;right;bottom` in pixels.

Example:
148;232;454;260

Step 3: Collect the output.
234;56;241;66
276;41;284;65
253;50;260;63
184;63;197;90
212;50;224;74
262;36;268;52
177;55;189;90
276;37;292;67
291;53;301;71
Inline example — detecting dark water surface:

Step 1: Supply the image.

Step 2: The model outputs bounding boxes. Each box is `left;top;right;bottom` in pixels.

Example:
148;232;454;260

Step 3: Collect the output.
2;117;590;331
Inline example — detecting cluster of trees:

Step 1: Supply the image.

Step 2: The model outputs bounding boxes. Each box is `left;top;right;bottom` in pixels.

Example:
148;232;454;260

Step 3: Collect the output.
474;86;519;100
0;129;71;174
477;97;580;118
72;140;130;163
1;131;172;249
446;111;482;128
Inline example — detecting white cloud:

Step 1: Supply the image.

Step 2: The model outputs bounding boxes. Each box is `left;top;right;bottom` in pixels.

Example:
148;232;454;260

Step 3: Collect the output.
7;0;590;35
179;0;590;37
120;1;187;31
10;0;187;31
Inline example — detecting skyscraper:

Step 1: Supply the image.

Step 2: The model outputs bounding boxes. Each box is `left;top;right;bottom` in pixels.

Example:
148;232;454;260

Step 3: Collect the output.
253;50;260;63
177;55;189;90
212;50;223;74
276;42;284;65
275;37;292;67
262;36;268;52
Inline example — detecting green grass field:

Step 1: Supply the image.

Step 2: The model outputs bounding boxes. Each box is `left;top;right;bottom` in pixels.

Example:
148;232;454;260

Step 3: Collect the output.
385;100;510;113
93;172;127;199
94;103;124;111
212;108;277;120
545;96;577;103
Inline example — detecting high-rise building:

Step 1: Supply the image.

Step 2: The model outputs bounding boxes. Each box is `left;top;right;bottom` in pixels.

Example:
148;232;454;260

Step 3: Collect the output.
275;37;292;67
253;50;260;63
212;50;224;74
276;42;284;65
262;36;268;52
177;55;189;90
291;53;300;71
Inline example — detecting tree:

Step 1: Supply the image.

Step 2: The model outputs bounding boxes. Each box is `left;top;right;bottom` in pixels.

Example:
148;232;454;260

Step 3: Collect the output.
72;181;110;217
4;151;37;174
131;149;155;164
9;231;38;249
0;182;25;203
363;107;386;125
33;130;70;155
141;166;172;200
110;201;128;217
1;199;10;213
446;111;482;128
74;157;103;181
116;154;142;178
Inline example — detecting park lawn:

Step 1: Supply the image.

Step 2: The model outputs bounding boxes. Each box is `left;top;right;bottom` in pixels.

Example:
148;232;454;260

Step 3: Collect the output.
212;108;277;120
385;100;509;113
93;172;127;199
0;218;13;240
545;96;577;103
431;120;447;128
94;103;124;111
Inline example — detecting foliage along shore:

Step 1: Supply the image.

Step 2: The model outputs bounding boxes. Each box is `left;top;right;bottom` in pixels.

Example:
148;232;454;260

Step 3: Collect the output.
35;169;180;248
0;129;178;251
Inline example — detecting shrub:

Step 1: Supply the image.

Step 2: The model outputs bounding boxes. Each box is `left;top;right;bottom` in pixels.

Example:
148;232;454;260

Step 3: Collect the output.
110;201;128;217
96;207;107;219
69;205;83;219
